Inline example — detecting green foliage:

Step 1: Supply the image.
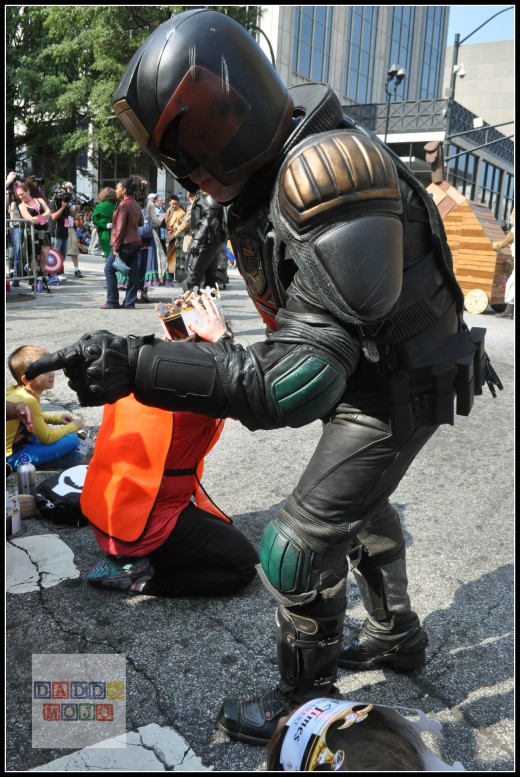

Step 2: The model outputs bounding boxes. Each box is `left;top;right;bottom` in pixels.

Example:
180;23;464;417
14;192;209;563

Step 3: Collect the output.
6;5;262;180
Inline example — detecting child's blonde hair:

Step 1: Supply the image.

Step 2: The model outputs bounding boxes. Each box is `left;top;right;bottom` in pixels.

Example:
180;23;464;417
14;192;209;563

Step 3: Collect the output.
8;345;50;384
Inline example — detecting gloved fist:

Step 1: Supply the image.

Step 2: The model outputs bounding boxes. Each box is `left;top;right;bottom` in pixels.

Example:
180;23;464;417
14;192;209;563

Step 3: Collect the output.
189;244;200;258
24;330;155;407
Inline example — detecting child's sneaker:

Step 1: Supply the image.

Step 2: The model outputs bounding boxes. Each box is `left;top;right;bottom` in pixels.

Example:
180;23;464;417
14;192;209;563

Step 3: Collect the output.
86;556;153;592
48;275;60;286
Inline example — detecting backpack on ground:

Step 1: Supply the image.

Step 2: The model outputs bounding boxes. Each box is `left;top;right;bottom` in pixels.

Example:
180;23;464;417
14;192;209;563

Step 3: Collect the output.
36;465;89;527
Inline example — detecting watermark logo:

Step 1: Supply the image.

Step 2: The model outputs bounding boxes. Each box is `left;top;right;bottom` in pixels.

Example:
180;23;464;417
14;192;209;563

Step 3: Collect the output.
32;654;126;749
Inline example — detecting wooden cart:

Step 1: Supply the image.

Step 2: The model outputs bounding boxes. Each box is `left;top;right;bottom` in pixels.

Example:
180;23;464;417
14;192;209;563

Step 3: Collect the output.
427;182;512;314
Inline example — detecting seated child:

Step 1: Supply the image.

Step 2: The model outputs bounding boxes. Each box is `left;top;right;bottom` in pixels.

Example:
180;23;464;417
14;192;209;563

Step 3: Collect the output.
82;291;259;597
264;697;465;771
6;344;85;470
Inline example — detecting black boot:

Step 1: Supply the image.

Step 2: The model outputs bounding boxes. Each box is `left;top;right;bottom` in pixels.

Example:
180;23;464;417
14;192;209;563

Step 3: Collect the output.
339;521;427;671
217;586;346;745
339;611;428;670
495;304;514;319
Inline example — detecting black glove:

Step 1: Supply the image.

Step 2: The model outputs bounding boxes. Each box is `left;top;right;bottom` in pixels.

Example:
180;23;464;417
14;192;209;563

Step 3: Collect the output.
24;331;155;407
189;244;200;258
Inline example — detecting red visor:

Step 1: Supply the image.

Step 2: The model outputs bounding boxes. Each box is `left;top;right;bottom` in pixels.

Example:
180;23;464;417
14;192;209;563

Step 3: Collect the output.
150;65;251;180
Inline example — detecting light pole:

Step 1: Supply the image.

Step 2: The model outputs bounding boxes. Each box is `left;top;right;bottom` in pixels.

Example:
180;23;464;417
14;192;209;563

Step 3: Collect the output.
384;64;406;143
443;6;514;177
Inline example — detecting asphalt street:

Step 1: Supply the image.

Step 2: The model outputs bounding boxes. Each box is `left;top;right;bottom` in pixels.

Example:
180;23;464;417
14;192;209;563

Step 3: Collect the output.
5;255;515;771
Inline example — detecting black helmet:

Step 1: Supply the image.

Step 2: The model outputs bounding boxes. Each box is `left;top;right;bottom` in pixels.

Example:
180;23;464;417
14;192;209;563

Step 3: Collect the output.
113;9;294;187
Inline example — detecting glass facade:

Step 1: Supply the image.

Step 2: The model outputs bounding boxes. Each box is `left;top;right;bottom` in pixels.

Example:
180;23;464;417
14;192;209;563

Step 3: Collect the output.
387;6;415;100
419;6;447;99
292;6;333;82
343;6;379;103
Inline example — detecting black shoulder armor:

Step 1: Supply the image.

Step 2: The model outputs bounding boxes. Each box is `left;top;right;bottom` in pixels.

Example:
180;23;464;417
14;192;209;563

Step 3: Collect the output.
273;129;405;324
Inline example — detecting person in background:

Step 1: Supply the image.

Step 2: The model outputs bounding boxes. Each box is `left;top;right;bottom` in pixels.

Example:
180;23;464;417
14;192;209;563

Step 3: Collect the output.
6;345;84;470
143;192;168;287
164;194;186;278
493;207;514;319
61;182;84;278
51;182;79;284
100;176;143;310
7;183;26;286
91;187;117;259
82;292;259;597
17;183;52;289
184;190;225;291
155;194;167;249
173;190;196;284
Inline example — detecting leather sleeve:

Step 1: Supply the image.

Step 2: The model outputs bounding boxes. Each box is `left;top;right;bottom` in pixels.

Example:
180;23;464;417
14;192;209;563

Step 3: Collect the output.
133;317;355;431
273;129;405;325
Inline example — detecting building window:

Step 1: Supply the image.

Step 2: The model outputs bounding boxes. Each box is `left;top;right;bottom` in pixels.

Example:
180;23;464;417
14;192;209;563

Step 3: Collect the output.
293;6;333;82
448;144;478;202
477;160;504;220
343;6;379;103
387;6;415;101
419;6;447;99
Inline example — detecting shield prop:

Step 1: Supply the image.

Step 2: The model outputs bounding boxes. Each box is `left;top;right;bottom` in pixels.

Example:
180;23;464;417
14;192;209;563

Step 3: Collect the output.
45;247;64;275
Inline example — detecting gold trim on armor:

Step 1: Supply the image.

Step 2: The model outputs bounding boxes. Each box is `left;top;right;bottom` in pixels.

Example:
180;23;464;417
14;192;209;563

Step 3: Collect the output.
279;131;400;229
113;98;150;148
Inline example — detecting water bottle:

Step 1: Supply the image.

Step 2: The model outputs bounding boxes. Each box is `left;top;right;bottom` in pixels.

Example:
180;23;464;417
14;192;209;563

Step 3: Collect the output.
36;278;44;293
17;453;37;498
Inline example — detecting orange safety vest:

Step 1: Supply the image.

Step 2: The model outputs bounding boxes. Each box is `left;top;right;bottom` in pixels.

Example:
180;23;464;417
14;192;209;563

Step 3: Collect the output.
81;394;229;543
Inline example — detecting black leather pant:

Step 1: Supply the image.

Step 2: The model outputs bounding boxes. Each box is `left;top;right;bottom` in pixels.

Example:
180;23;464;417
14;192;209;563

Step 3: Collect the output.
186;241;222;290
271;399;437;694
284;399;437;563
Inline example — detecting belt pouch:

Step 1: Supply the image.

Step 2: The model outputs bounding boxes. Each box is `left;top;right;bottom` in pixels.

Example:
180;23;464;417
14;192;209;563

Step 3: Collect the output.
431;363;456;425
455;352;475;416
469;327;486;395
388;371;413;439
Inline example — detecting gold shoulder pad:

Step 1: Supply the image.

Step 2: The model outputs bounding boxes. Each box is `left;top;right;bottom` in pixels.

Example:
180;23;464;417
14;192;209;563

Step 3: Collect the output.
279;131;400;230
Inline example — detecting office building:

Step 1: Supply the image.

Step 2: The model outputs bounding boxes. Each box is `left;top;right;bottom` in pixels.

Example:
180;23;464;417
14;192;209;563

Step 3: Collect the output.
247;6;514;223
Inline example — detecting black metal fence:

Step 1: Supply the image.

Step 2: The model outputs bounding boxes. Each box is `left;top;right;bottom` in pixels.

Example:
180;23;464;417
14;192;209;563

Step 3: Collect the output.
6;218;43;295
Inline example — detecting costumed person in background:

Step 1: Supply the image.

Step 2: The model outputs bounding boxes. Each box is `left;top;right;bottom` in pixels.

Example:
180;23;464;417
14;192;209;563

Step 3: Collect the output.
27;9;502;747
265;697;465;771
82;292;259;597
184;189;225;291
493;207;514;319
91;187;117;260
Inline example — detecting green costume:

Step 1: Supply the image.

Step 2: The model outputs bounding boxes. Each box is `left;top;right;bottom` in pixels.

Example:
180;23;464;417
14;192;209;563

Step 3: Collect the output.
92;199;116;258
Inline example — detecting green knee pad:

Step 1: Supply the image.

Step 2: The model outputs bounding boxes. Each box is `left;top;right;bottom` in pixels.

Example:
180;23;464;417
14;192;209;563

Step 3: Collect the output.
260;518;313;595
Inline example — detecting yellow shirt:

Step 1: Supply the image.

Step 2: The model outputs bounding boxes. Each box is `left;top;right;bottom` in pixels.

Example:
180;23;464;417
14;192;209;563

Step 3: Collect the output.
5;384;80;457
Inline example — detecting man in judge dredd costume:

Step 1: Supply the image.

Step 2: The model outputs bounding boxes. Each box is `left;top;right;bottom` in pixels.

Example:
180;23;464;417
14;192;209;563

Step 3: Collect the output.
27;9;500;746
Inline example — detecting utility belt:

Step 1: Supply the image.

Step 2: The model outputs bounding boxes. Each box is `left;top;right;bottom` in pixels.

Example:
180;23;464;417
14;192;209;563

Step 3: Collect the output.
350;326;501;439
